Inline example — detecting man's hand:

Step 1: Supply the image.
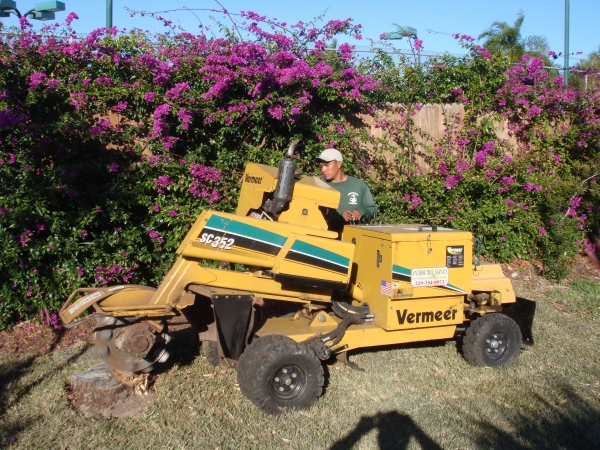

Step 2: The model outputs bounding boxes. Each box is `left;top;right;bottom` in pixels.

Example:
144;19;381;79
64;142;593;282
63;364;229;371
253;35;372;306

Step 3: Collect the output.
342;210;362;222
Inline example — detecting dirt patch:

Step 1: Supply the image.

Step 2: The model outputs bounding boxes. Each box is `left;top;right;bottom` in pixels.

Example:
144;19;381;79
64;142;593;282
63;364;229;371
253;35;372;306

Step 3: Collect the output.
0;319;96;356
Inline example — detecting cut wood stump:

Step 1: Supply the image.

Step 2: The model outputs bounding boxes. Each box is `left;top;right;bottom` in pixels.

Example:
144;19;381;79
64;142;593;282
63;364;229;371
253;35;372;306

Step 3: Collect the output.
68;364;156;418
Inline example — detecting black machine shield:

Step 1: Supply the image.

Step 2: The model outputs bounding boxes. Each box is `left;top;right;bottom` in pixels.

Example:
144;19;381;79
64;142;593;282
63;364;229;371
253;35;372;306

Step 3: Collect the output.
211;294;254;360
502;297;536;346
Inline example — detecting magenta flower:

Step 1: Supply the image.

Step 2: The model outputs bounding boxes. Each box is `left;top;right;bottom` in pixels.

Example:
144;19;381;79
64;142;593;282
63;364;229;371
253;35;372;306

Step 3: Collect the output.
65;12;79;26
154;175;174;187
112;101;128;112
445;175;461;189
456;159;470;173
538;227;547;235
95;77;113;86
153;104;170;119
29;72;47;90
81;230;88;238
144;92;156;102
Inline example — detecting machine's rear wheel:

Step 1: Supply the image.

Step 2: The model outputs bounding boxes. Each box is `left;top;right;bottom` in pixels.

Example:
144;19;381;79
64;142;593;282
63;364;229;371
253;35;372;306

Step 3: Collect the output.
94;317;170;382
237;335;324;414
463;313;522;367
200;340;220;366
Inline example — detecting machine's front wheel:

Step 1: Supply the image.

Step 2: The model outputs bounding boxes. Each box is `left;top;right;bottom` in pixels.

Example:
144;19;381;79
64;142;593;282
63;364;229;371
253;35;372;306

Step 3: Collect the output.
463;313;522;367
237;335;324;414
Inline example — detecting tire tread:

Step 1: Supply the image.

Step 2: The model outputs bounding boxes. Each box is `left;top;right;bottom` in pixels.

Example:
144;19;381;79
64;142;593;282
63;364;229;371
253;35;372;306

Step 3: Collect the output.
463;313;522;367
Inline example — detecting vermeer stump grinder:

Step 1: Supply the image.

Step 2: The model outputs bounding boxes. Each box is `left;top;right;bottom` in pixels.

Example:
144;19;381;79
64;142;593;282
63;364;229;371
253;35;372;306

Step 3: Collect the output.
60;142;535;414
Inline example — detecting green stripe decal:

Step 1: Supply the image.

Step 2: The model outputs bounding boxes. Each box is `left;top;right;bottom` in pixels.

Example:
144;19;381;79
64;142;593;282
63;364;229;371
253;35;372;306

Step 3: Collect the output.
205;215;287;247
290;240;350;268
441;283;467;293
392;265;411;276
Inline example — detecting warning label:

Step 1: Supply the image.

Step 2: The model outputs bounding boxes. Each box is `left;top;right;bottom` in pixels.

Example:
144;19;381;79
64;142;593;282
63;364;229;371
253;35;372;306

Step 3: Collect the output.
446;245;464;268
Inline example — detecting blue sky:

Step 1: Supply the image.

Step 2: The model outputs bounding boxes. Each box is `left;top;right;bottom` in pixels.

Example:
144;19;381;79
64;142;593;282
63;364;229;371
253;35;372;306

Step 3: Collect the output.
3;0;599;62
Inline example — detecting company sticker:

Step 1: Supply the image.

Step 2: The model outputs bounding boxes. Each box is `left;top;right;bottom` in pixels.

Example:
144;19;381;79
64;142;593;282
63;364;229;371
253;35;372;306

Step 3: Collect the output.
67;290;104;315
410;267;449;287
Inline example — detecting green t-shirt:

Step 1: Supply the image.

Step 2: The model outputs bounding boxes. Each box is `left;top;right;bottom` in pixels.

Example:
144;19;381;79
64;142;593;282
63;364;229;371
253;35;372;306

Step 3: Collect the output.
326;175;377;223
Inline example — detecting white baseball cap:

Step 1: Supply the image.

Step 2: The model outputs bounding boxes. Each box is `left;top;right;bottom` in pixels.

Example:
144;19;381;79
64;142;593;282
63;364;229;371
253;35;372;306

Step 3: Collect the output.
315;148;343;164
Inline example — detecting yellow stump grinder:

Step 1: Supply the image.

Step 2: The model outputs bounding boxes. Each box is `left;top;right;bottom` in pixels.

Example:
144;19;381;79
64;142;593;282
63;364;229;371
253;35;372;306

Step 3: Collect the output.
60;142;535;414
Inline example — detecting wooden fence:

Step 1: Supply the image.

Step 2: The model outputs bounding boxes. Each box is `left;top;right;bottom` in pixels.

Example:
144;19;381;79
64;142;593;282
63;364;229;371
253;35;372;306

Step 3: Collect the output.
348;103;517;170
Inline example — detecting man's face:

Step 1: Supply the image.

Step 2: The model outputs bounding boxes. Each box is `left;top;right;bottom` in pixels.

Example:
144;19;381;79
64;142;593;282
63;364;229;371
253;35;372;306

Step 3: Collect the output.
319;160;342;181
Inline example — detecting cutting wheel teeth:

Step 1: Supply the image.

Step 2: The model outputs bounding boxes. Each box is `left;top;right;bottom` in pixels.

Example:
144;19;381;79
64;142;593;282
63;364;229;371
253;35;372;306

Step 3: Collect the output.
157;350;170;363
93;317;170;381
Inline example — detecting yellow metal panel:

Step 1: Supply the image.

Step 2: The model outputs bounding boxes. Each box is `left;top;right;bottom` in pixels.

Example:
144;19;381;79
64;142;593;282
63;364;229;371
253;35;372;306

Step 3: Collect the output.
272;233;354;284
386;296;464;331
235;163;340;231
342;226;473;301
472;263;516;303
180;211;339;265
348;235;392;329
235;163;278;216
149;257;335;307
256;316;457;351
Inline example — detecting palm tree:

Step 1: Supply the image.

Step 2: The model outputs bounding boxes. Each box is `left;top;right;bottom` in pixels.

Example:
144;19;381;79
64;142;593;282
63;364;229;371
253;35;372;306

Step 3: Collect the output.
478;11;550;63
572;46;600;91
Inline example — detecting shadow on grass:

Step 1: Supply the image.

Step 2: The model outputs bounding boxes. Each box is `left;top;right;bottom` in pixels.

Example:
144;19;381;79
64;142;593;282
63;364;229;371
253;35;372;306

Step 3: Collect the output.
0;346;89;446
470;381;600;450
151;325;200;376
329;410;442;450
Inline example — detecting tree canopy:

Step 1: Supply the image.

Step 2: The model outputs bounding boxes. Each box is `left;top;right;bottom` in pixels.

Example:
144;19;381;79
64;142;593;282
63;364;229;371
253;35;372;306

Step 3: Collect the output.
478;11;550;63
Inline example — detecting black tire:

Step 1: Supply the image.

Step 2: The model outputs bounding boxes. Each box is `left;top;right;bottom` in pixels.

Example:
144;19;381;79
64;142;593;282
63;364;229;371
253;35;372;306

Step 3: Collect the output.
237;335;324;414
463;313;522;367
200;340;220;366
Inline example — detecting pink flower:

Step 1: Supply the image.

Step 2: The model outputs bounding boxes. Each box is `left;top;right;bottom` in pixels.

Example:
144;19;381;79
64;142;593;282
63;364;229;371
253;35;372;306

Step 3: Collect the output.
112;101;128;112
81;230;88;238
445;175;462;189
538;227;547;235
154;176;174;187
144;92;156;102
65;12;79;26
456;159;470;173
29;72;47;90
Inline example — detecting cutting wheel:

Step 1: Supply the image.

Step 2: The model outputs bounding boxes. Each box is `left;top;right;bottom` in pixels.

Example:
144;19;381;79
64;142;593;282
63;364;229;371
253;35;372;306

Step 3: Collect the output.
94;316;171;377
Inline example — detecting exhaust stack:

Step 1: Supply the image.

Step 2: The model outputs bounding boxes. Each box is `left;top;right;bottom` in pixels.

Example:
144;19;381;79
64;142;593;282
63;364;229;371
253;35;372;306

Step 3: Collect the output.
264;140;299;216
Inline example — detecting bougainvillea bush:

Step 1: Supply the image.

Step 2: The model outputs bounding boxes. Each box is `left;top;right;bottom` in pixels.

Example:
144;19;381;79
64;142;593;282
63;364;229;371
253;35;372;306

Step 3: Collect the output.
361;38;600;282
0;11;599;327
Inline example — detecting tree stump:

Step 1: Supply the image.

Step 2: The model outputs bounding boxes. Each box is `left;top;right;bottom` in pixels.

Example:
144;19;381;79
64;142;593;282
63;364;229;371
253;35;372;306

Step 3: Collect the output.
68;364;156;418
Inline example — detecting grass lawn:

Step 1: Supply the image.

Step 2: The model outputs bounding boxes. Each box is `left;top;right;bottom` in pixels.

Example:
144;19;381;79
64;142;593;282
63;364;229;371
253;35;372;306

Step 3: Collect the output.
1;280;599;449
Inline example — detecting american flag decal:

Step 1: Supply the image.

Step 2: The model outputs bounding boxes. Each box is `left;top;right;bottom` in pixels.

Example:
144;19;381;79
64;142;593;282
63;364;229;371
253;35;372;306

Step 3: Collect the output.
381;280;392;296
